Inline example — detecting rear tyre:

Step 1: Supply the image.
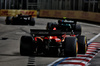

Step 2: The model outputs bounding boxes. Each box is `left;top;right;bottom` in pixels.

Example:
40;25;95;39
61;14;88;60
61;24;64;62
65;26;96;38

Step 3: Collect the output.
20;36;35;56
78;36;87;54
64;37;78;57
11;17;16;25
74;24;81;35
5;16;12;25
29;18;35;26
46;22;57;30
46;22;53;30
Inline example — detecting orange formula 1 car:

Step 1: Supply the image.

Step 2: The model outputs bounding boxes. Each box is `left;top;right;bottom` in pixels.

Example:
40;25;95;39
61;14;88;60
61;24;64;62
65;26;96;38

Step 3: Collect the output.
20;29;88;57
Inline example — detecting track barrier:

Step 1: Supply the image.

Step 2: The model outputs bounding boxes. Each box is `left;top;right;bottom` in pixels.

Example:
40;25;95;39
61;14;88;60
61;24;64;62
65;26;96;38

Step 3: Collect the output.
0;9;37;17
39;10;100;23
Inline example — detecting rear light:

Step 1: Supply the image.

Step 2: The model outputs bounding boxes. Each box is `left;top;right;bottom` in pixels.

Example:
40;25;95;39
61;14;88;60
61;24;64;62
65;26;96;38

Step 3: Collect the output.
53;27;56;30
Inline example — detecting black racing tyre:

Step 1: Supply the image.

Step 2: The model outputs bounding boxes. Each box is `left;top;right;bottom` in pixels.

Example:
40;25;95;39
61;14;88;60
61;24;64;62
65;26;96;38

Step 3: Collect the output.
36;38;44;54
5;16;12;25
74;24;81;35
58;20;62;25
29;18;35;26
11;17;17;25
46;22;53;30
20;36;35;56
46;22;57;30
64;37;78;57
78;36;87;54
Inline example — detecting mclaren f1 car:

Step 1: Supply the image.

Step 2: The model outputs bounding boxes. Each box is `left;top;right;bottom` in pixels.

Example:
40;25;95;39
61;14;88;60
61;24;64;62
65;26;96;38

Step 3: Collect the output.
20;29;87;57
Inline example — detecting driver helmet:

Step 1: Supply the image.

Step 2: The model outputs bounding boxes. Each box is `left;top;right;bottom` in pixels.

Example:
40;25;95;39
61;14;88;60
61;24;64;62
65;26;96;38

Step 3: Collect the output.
63;17;67;20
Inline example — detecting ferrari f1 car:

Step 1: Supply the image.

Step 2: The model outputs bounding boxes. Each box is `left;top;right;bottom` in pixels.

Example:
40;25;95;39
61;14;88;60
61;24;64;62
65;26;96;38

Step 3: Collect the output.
46;19;81;35
5;14;35;25
20;29;88;57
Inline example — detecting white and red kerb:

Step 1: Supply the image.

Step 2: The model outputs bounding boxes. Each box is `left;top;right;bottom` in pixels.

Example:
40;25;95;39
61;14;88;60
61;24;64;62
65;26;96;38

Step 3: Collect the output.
53;42;100;66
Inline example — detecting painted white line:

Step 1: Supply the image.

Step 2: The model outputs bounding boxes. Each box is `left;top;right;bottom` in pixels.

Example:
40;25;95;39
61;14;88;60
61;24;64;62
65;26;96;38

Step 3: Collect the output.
61;61;88;66
84;54;95;56
47;58;63;66
87;50;98;51
85;54;94;56
87;33;100;44
91;43;100;44
87;49;97;51
88;45;97;47
62;60;88;64
69;57;91;60
88;47;96;48
86;52;96;54
86;53;96;55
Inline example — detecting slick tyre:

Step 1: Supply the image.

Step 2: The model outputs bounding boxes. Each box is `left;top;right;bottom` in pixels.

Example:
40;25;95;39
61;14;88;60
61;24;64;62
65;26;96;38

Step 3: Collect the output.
78;36;87;54
74;24;81;35
29;18;35;26
20;36;34;56
11;17;17;25
64;37;78;57
5;16;12;25
46;22;54;30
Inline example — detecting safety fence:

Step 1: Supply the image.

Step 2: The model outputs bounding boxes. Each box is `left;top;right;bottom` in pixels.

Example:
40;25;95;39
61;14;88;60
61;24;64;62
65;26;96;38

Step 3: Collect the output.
0;9;100;23
0;9;37;17
39;10;100;23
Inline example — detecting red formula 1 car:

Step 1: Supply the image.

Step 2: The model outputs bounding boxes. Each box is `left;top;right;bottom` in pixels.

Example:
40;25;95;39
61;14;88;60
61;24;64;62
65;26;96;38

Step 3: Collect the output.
20;29;88;57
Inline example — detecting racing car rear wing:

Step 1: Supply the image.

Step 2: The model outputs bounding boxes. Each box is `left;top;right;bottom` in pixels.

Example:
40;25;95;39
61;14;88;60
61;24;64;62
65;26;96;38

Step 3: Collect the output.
59;20;77;24
18;15;32;17
61;21;76;24
30;29;71;36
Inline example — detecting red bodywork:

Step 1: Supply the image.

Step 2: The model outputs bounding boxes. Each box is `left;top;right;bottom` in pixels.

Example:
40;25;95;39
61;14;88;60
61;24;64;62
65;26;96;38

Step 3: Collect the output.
34;27;76;43
34;34;75;43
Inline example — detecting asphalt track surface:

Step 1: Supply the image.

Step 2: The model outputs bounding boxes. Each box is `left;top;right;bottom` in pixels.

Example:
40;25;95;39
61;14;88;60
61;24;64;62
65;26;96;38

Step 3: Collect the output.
0;17;99;66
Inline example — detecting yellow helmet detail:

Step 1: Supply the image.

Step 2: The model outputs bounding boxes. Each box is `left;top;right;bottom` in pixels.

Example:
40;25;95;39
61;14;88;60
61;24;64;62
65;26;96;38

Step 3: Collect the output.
63;17;67;19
